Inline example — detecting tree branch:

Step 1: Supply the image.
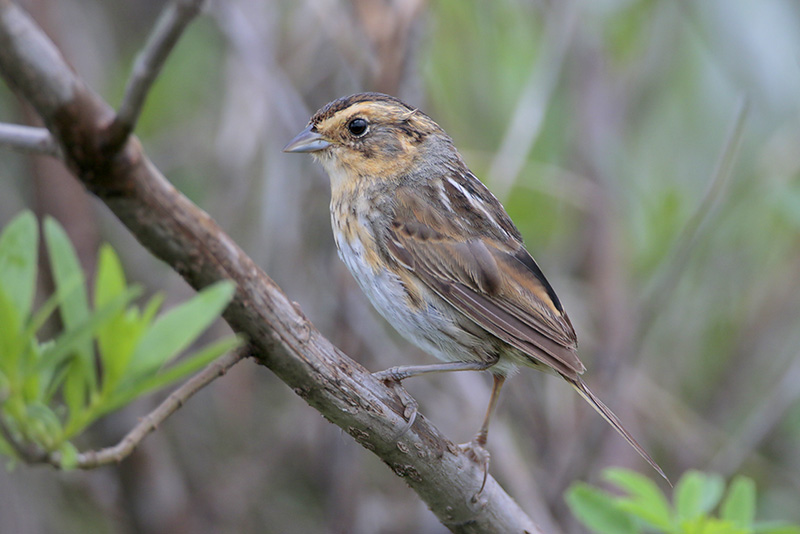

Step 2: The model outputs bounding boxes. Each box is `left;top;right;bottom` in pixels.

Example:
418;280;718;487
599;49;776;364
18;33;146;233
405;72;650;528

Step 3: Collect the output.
0;2;541;532
0;123;60;156
106;0;205;149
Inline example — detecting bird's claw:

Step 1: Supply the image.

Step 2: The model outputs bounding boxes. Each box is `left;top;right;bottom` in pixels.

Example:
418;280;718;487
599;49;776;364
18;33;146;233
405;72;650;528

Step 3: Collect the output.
459;438;491;497
372;371;419;436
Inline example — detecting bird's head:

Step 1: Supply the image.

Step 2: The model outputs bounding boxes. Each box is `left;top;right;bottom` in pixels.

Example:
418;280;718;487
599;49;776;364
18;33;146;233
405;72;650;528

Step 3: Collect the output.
284;93;454;191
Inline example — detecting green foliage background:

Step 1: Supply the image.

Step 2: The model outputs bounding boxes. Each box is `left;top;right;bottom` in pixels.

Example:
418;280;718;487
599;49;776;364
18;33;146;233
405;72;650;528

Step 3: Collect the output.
0;0;799;533
0;212;238;467
568;469;800;534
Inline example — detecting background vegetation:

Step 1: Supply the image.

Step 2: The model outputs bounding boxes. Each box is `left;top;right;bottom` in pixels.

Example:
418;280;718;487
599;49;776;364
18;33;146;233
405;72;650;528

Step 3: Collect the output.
1;0;799;532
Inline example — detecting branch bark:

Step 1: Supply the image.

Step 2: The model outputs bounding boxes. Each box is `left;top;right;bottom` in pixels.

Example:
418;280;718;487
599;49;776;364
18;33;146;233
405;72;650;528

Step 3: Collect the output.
0;1;542;532
0;123;59;156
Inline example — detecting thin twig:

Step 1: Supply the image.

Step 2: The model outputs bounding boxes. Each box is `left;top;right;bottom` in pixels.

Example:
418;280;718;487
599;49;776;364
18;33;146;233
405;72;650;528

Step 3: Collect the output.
487;0;577;200
636;96;749;343
69;346;247;469
0;347;247;468
709;347;800;476
105;0;205;149
0;123;60;157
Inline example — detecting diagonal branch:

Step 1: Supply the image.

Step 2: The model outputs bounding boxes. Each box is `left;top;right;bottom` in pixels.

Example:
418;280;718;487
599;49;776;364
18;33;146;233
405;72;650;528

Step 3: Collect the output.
0;2;541;532
636;97;748;340
487;0;577;200
0;123;60;156
105;0;205;149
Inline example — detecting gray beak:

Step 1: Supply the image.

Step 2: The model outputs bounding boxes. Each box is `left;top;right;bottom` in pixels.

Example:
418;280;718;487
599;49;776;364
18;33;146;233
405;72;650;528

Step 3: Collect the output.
283;124;332;153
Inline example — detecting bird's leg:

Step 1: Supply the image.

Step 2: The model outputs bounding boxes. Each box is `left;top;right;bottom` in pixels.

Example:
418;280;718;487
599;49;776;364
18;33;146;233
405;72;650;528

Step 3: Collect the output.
460;374;506;495
373;361;496;435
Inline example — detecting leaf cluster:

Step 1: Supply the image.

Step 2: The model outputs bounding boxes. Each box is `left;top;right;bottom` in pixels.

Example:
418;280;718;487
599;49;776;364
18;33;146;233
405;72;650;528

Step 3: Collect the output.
567;469;800;534
0;211;238;467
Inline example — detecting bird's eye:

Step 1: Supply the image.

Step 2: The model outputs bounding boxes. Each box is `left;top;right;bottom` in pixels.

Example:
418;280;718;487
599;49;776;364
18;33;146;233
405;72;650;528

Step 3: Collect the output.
347;118;368;137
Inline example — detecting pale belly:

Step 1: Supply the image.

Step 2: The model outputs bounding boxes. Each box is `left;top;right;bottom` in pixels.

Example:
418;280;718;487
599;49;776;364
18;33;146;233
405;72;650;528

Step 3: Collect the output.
332;220;520;375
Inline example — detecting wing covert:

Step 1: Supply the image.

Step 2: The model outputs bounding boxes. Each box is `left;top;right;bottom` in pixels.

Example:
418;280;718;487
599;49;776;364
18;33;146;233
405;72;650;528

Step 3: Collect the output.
386;194;583;377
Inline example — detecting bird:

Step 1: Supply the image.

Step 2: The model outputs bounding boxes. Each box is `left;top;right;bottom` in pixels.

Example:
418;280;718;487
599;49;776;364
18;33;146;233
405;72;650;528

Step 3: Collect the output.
284;92;668;487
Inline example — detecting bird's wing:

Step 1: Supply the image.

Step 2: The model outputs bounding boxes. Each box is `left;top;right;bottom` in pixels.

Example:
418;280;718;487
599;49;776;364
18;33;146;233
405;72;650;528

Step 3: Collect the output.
385;183;670;485
386;187;583;378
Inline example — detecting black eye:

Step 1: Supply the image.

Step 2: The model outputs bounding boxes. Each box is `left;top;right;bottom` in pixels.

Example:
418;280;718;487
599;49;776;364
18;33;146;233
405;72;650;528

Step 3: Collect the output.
347;118;368;137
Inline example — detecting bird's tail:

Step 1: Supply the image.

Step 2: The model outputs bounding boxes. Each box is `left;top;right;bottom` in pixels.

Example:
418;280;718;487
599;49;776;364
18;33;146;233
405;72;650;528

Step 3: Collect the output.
565;375;671;486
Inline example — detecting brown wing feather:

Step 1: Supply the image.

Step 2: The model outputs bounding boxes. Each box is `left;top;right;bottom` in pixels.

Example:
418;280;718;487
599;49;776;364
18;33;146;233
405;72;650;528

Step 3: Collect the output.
430;278;582;377
386;193;584;377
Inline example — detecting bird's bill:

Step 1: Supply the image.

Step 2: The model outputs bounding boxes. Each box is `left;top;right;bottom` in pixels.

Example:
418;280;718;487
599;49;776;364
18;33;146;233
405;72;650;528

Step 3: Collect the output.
283;125;332;153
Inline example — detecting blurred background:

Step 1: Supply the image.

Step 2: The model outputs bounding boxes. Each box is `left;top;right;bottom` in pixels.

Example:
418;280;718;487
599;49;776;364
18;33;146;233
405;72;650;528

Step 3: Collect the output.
1;0;800;532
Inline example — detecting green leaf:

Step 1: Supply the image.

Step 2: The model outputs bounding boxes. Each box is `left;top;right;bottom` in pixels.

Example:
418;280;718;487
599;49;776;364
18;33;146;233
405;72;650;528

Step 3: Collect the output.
681;517;749;534
675;470;723;522
706;521;748;534
0;411;21;458
2;394;25;421
40;287;141;375
27;289;64;341
57;441;79;470
24;402;62;450
0;211;38;319
44;217;97;398
604;468;672;530
0;369;9;400
140;292;164;326
94;246;145;394
755;521;800;534
699;473;725;515
44;218;90;340
0;432;13;457
566;482;638;534
104;335;240;415
97;311;147;396
94;244;127;310
0;285;23;379
127;281;235;378
63;359;90;424
721;476;756;530
21;362;41;404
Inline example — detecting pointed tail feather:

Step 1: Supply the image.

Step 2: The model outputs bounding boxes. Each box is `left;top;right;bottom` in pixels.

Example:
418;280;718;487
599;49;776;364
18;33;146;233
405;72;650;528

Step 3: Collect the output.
565;375;671;486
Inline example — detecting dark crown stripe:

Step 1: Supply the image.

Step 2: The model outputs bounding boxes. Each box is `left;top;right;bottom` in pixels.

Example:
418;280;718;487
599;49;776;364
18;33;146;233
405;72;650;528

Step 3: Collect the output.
312;92;413;124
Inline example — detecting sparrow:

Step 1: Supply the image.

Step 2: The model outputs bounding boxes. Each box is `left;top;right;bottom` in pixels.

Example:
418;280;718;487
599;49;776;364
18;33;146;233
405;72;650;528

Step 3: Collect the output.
284;92;667;487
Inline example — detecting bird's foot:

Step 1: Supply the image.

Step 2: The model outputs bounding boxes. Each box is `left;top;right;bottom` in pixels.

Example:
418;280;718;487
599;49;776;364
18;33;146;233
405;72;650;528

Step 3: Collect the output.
372;369;418;436
459;437;491;497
